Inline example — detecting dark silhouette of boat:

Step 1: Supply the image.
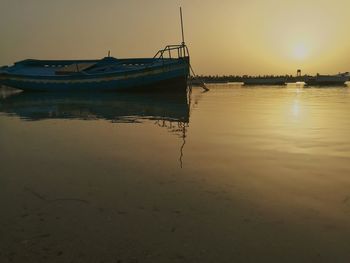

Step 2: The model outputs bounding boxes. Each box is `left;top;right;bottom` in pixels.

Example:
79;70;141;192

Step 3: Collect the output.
243;77;286;86
304;73;349;86
0;45;190;92
0;9;191;92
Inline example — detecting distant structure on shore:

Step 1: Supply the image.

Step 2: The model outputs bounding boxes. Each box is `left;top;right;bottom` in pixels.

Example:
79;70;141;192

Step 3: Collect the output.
191;71;350;86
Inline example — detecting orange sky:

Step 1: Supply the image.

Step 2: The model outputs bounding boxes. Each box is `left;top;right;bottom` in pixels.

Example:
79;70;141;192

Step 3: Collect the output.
1;0;350;75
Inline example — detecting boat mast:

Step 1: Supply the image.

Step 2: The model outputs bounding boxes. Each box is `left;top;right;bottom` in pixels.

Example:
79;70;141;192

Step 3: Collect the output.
180;7;185;46
179;7;209;92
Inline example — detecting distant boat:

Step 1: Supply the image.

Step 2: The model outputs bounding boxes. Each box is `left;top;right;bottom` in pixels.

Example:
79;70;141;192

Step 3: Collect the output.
0;45;190;92
304;73;349;86
243;77;286;86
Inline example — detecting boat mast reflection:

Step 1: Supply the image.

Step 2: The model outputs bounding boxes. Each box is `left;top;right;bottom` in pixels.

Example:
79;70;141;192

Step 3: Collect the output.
155;119;189;168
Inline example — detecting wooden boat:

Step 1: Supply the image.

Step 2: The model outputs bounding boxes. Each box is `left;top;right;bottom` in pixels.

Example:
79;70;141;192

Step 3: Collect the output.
0;44;190;92
0;8;195;93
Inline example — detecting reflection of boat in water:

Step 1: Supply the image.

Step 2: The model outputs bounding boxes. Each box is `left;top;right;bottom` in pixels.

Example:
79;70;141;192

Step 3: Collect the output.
0;86;191;167
243;77;286;86
0;89;189;124
304;73;349;86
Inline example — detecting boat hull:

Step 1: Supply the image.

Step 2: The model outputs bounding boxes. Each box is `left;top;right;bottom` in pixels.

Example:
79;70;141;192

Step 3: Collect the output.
0;58;189;92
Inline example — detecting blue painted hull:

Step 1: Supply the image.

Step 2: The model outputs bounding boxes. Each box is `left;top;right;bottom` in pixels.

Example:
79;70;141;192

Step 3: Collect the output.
0;58;189;92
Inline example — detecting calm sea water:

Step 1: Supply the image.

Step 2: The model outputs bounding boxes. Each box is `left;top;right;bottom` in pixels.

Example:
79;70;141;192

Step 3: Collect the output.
1;84;350;262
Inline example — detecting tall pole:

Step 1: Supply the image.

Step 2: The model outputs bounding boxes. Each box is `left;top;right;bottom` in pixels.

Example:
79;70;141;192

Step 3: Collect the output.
180;7;185;46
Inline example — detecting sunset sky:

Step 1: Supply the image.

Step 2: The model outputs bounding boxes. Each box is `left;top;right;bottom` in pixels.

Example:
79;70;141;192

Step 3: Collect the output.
1;0;350;75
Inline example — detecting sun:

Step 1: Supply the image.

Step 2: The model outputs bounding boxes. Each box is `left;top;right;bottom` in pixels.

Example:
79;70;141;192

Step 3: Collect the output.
293;43;309;60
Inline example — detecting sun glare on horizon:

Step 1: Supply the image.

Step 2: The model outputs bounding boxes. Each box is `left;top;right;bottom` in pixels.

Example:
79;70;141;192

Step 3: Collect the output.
292;43;309;60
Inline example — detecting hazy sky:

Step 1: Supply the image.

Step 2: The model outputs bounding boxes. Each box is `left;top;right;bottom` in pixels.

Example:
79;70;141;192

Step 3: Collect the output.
1;0;350;75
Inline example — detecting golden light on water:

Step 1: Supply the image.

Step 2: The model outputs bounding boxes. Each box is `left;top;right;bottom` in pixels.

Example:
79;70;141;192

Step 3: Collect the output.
292;99;301;117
